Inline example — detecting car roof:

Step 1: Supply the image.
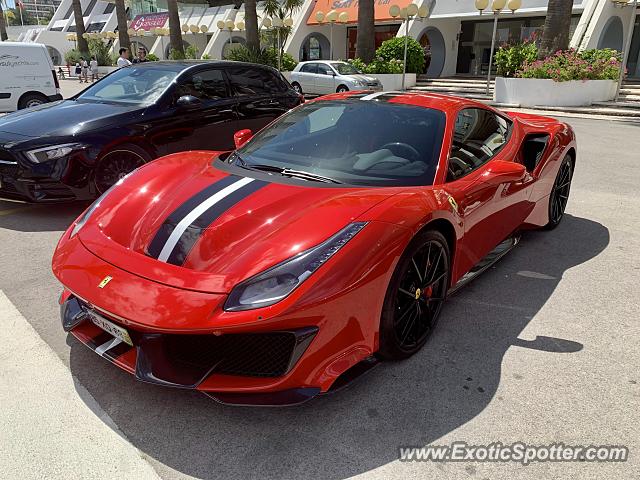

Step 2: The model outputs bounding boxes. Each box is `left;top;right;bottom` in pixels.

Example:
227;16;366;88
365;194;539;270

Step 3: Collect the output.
127;60;278;73
311;91;496;114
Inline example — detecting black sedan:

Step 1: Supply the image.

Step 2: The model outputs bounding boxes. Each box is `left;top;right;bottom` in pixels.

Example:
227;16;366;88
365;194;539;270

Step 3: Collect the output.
0;61;302;202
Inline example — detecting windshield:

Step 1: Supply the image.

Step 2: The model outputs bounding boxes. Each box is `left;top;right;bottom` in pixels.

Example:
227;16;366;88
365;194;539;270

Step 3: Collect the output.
233;100;446;187
77;66;178;105
331;62;360;75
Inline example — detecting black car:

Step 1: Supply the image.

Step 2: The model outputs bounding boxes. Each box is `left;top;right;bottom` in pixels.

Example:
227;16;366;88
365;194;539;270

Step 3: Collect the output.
0;61;302;202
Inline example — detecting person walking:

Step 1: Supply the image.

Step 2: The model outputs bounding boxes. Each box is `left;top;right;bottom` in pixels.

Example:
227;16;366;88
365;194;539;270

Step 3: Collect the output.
80;58;89;83
132;46;149;64
117;48;132;68
75;61;82;82
89;56;98;82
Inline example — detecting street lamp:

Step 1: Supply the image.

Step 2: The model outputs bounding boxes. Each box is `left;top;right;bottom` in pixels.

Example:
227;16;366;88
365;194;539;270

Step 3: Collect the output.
217;19;244;47
476;0;521;96
316;10;348;60
611;0;639;101
389;3;430;90
263;15;293;70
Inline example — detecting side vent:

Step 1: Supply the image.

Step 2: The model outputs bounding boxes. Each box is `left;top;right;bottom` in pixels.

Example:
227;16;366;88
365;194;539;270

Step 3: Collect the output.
520;134;549;172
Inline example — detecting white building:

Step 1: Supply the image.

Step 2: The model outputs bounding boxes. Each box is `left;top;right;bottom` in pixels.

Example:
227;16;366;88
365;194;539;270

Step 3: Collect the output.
27;0;640;79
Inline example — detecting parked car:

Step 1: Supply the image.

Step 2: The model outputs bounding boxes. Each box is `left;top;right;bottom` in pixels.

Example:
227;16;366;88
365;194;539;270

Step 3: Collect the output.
289;61;382;95
0;42;62;112
0;61;302;202
53;92;576;406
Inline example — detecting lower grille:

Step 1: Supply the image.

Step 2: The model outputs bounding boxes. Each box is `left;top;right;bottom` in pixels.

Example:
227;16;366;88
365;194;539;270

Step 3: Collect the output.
165;331;298;377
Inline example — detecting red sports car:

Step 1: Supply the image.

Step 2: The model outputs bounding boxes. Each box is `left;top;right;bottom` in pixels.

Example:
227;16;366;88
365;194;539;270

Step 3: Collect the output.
52;92;576;406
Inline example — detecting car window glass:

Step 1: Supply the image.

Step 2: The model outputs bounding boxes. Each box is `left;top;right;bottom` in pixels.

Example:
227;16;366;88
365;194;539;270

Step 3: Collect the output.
447;108;510;181
78;67;177;105
300;63;317;74
175;69;228;102
317;64;333;76
228;67;281;96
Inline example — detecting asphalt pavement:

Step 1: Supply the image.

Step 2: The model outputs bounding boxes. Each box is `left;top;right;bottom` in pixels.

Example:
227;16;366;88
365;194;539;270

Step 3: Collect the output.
0;114;638;479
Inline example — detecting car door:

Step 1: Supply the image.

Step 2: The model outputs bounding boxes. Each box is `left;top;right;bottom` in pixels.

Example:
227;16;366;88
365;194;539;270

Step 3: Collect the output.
297;63;318;93
228;65;291;134
315;63;337;94
443;107;533;277
147;67;239;154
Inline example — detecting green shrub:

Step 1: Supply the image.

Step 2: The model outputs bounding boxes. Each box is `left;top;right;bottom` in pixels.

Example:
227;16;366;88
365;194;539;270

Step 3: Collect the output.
347;57;403;74
64;49;82;65
225;45;277;65
201;54;211;60
88;38;112;66
495;41;538;77
146;53;159;61
518;48;622;81
375;36;424;74
169;48;185;60
185;44;199;59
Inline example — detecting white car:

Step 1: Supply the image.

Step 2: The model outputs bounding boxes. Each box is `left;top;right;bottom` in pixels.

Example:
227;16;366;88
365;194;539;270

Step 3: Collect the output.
289;61;382;95
0;42;62;113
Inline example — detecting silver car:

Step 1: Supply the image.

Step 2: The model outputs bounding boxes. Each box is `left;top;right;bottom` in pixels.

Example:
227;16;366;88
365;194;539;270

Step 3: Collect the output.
289;61;383;95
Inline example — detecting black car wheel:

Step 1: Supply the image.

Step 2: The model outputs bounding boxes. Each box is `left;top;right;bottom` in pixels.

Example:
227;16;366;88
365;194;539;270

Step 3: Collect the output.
544;155;573;230
378;230;450;360
18;93;48;109
336;85;349;93
94;145;150;194
292;82;303;95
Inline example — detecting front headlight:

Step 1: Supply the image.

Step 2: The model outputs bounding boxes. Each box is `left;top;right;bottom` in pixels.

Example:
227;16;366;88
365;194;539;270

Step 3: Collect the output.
25;143;82;163
69;175;127;238
224;222;368;311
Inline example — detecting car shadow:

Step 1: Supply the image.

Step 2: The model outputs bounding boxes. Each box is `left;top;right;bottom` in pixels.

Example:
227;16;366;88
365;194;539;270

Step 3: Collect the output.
0;201;86;232
68;214;609;480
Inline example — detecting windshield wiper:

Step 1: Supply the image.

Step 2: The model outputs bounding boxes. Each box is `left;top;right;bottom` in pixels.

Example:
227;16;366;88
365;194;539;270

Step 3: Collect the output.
233;154;341;184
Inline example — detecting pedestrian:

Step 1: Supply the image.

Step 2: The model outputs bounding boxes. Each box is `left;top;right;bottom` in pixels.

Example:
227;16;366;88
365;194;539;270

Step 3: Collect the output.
75;61;82;82
117;48;132;68
57;67;65;80
89;56;98;82
132;46;149;64
80;58;89;83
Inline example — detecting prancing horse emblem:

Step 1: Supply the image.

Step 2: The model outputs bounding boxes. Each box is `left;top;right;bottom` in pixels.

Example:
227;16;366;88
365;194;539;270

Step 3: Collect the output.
98;276;113;288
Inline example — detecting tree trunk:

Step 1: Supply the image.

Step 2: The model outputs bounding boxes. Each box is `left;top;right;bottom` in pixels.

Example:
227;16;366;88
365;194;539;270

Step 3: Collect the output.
538;0;573;59
244;0;260;52
0;3;8;41
356;0;375;63
167;0;184;58
114;0;130;53
71;0;89;56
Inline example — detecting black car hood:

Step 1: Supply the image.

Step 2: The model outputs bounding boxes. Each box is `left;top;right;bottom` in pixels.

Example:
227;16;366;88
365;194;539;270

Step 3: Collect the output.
0;99;144;139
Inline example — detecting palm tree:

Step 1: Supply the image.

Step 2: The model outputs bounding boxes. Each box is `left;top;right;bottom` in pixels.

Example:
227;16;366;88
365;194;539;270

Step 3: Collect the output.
114;0;130;53
356;0;375;62
167;0;184;58
244;0;260;51
263;0;303;56
538;0;573;59
71;0;89;57
0;0;9;41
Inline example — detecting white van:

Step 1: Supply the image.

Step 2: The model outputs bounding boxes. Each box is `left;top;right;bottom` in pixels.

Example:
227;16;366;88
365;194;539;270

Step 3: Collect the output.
0;42;62;113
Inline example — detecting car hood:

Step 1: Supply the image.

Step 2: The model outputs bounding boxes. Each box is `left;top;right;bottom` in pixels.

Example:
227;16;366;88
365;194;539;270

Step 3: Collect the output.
0;99;143;139
78;151;401;293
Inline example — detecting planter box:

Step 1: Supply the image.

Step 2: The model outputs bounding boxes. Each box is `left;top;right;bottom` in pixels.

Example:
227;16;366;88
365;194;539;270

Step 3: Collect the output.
370;73;416;91
494;77;617;107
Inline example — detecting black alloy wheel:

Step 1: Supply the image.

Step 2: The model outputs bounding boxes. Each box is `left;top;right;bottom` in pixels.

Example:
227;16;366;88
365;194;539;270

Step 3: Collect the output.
94;147;148;194
545;155;573;229
379;230;450;360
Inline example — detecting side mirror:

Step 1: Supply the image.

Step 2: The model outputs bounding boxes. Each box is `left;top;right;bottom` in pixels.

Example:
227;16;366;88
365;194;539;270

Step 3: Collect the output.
483;160;527;184
234;129;253;149
176;95;202;110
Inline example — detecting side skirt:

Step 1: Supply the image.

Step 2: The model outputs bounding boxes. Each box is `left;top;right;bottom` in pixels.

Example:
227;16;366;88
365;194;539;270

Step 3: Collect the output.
449;235;520;296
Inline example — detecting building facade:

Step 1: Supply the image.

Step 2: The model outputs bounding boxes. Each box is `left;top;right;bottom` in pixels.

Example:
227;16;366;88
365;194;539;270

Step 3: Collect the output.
28;0;640;79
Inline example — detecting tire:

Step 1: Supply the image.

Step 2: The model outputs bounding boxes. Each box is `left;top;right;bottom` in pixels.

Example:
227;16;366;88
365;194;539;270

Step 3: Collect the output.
94;144;151;194
378;230;450;360
544;155;573;230
18;93;48;110
336;85;349;93
292;82;303;95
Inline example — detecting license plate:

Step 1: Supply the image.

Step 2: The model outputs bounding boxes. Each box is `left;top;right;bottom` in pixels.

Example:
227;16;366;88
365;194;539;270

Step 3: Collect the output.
87;310;133;346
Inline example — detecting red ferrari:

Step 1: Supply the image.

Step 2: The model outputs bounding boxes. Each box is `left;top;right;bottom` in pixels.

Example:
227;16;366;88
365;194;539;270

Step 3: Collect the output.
52;92;576;406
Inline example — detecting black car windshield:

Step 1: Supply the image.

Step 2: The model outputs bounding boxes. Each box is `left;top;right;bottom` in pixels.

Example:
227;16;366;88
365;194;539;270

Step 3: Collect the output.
234;100;446;187
331;62;361;75
77;66;178;105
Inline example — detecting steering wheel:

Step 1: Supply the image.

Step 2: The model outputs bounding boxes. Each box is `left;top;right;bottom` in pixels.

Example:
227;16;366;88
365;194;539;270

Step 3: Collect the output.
380;142;421;162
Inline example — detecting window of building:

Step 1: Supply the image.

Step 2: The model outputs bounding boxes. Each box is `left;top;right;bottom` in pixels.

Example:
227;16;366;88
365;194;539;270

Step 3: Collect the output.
103;3;115;14
83;0;98;16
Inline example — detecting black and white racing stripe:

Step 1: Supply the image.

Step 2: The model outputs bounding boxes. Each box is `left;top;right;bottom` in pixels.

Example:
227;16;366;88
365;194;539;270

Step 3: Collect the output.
359;91;404;101
147;175;268;266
